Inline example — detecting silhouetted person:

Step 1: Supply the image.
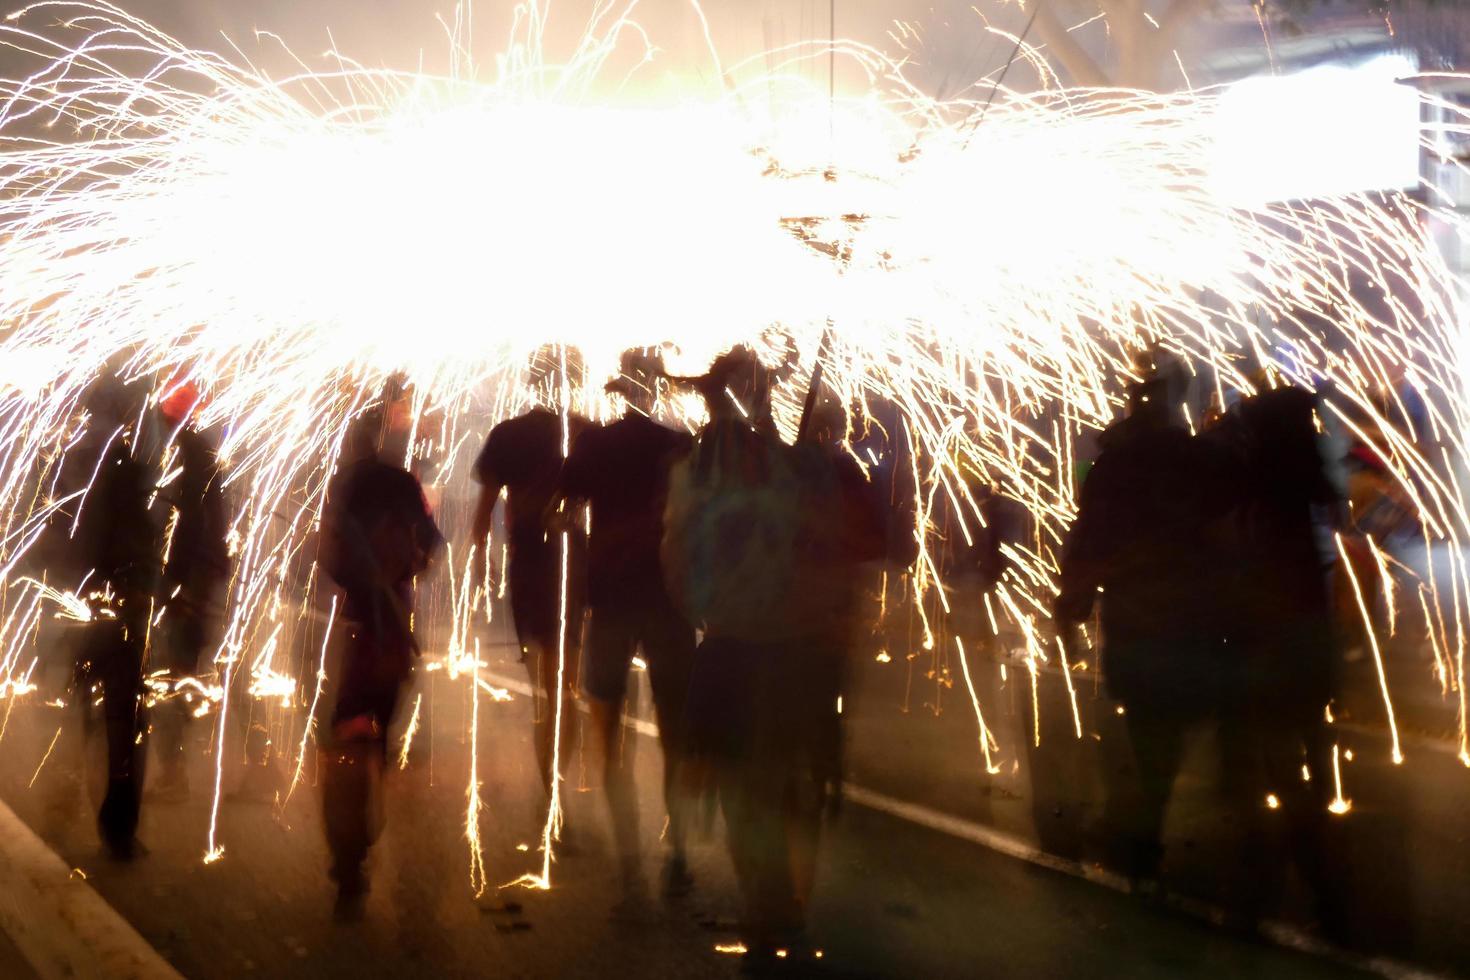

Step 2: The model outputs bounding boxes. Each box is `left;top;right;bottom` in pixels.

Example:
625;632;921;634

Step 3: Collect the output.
320;388;442;920
471;348;588;806
791;396;885;904
1056;369;1230;889
1209;384;1349;938
153;380;230;800
664;347;876;966
65;374;160;860
557;348;695;910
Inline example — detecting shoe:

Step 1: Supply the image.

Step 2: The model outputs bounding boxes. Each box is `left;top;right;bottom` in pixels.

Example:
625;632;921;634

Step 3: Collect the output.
662;855;694;900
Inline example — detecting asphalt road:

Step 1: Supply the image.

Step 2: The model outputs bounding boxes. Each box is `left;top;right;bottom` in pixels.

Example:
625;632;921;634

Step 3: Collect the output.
0;620;1389;979
0;923;36;979
845;592;1470;976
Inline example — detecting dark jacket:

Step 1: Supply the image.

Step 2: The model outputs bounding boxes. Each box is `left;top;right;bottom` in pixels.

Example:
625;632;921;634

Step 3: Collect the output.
1056;412;1231;705
160;427;230;616
321;457;442;654
1208;387;1340;709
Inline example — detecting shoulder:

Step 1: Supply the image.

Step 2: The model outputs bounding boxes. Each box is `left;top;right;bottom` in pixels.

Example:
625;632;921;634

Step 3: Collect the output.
486;413;530;444
572;417;610;446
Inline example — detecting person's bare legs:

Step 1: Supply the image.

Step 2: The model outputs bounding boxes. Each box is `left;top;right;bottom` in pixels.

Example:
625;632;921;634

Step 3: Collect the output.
524;636;581;855
524;641;573;797
590;696;650;908
646;609;697;896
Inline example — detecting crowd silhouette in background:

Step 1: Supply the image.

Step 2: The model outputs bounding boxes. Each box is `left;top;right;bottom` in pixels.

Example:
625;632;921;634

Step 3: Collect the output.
27;338;1419;970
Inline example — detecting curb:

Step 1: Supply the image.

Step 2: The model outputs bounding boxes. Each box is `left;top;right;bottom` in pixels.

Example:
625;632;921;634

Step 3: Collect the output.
0;799;183;980
483;662;1447;980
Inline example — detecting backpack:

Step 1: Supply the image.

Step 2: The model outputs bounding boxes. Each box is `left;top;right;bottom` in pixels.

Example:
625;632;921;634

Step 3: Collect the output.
662;419;849;642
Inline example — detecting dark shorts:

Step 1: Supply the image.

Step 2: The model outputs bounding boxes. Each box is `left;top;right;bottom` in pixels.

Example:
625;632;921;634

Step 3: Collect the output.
331;623;413;747
584;589;695;725
161;610;211;678
508;544;586;658
686;637;844;765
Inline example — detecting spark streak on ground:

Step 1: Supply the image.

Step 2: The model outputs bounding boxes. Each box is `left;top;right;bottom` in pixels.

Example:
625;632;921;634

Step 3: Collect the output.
1336;532;1404;765
280;596;334;811
0;0;1463;887
397;692;423;772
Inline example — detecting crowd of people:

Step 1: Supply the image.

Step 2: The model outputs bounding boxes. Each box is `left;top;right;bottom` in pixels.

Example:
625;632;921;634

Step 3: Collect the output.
463;344;886;962
27;341;1414;969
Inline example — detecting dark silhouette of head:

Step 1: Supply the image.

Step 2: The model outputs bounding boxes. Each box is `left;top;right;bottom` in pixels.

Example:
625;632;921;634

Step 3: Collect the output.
1125;348;1187;429
805;395;848;448
1239;385;1335;506
84;370;146;428
604;347;665;416
346;372;413;464
686;345;776;425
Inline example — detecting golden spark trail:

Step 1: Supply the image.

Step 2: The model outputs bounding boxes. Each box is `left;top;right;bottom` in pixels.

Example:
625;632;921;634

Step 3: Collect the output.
518;350;576;890
26;724;61;788
281;596;334;809
398;693;423;771
0;0;1463;866
955;637;999;774
1053;635;1083;740
466;638;488;897
1336;533;1404;765
1329;743;1352;815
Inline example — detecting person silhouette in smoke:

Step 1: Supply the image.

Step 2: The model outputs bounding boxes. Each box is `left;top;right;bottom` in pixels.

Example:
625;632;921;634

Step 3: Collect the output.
662;345;878;966
152;378;230;801
1207;381;1350;939
319;377;442;920
62;372;160;860
557;347;697;912
470;347;589;816
1055;358;1232;893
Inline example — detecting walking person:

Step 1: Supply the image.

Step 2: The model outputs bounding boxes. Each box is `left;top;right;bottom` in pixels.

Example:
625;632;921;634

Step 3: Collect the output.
63;374;161;860
319;388;443;920
470;347;589;811
663;347;878;966
558;348;697;911
1209;383;1351;939
153;379;230;800
1055;364;1231;892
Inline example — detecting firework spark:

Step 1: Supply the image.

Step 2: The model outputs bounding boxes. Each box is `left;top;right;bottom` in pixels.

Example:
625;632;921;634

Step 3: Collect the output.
0;0;1462;886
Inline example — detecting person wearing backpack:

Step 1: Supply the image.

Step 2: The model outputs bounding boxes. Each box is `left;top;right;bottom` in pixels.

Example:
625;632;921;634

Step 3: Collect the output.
319;384;443;920
663;346;879;966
